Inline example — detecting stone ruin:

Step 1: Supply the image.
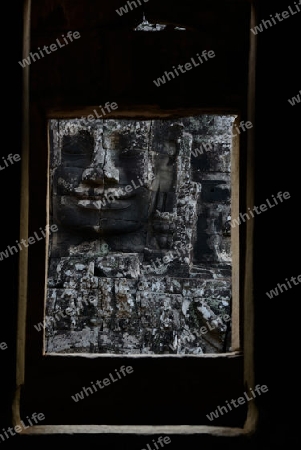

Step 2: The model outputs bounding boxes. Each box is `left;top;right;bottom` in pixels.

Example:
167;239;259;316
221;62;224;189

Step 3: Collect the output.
45;115;235;354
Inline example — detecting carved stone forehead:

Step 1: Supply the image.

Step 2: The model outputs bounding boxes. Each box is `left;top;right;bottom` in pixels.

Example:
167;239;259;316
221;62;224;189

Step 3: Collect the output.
49;118;189;165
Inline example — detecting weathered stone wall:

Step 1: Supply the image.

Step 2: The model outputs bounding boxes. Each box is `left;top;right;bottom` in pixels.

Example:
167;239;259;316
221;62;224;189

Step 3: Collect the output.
45;115;234;354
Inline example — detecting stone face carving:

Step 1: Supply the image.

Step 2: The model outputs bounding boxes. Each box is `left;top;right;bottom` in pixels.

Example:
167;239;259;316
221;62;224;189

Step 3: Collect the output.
46;115;234;354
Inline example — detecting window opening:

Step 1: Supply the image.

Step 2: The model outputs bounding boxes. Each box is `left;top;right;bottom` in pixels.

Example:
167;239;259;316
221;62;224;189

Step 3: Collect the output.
45;114;237;355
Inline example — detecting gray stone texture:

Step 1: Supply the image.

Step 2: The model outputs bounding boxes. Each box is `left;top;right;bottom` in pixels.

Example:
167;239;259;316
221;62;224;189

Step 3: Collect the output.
45;115;234;354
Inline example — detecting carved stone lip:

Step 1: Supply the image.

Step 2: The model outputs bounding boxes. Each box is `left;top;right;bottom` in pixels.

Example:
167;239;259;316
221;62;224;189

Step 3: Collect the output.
77;199;132;210
73;188;135;201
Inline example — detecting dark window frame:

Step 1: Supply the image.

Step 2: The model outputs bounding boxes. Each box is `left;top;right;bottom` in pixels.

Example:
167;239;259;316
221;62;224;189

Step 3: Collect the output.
14;0;257;439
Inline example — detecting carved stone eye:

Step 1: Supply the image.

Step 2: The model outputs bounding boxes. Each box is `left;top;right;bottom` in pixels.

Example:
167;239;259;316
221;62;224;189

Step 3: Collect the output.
62;131;94;156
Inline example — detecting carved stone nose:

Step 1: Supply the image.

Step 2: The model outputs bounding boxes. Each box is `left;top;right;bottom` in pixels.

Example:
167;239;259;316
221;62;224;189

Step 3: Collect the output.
103;156;119;184
81;166;104;185
81;153;120;185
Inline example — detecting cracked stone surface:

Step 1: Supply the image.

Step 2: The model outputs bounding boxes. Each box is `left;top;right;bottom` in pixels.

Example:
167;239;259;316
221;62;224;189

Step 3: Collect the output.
45;115;235;354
